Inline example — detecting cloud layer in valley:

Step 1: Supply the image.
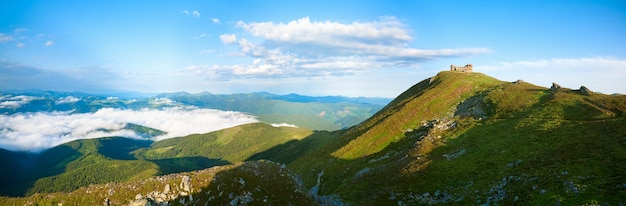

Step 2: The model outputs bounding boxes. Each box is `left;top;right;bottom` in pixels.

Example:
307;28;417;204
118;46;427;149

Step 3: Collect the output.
0;107;258;152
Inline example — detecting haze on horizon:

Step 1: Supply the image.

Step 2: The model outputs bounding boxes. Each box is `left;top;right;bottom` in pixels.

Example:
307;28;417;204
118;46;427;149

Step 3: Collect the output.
1;0;625;98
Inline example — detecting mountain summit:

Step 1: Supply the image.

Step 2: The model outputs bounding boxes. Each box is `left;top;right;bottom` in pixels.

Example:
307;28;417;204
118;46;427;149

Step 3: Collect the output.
2;71;625;205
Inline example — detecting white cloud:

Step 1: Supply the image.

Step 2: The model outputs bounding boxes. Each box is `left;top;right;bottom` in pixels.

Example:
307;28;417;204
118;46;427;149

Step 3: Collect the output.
150;97;177;105
0;95;41;108
45;41;54;46
482;57;626;94
270;123;298;128
237;16;411;45
211;18;221;24
0;33;13;43
55;96;81;104
193;33;208;39
192;11;201;18
219;34;237;44
16;43;25;48
182;10;200;18
13;28;27;34
195;16;489;80
0;107;259;152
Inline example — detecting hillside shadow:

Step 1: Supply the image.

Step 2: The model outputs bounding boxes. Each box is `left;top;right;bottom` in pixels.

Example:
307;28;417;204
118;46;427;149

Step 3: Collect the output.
0;145;82;196
246;130;344;164
150;157;231;175
98;137;152;160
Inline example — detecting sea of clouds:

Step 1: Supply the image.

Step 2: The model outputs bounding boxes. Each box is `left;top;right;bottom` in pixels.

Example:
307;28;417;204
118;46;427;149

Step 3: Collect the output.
0;107;259;152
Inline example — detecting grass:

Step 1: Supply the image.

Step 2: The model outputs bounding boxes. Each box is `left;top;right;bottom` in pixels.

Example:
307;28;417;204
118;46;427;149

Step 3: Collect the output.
283;71;626;205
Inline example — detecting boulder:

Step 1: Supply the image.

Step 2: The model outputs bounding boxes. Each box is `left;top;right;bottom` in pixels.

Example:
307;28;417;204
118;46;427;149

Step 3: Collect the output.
550;82;562;91
163;184;171;194
580;86;592;95
180;176;191;192
128;198;153;206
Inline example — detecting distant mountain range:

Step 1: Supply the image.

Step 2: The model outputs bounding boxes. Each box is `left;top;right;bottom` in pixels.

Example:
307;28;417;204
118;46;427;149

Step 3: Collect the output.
1;71;624;205
0;90;391;131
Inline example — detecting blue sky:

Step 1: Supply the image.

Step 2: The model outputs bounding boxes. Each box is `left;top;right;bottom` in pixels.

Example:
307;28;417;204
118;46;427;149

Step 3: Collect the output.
1;0;625;97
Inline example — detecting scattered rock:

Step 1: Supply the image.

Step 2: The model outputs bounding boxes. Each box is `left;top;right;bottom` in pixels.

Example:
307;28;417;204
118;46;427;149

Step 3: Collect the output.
180;176;191;192
163;184;171;194
128;198;153;206
455;95;488;118
513;79;525;84
135;194;143;200
550;82;562;91
354;167;372;178
443;149;466;160
506;159;522;167
580;86;592;95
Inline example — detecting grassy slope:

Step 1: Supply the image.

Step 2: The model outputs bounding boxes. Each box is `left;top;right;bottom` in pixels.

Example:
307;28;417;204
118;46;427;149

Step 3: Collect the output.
1;122;314;197
286;71;626;205
138;123;312;163
0;161;316;205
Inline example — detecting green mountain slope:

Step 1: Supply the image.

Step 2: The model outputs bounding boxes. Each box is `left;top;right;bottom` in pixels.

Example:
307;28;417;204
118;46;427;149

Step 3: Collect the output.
275;71;626;205
0;123;313;197
1;71;624;205
0;160;316;205
135;123;312;174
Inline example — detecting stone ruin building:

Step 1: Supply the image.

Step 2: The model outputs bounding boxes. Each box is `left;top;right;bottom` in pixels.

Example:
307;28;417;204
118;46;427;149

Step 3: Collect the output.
450;64;473;73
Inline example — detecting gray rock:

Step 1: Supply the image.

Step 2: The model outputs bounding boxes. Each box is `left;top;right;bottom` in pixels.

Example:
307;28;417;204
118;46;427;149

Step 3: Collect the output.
580;86;592;95
163;184;171;194
551;82;562;91
128;198;153;206
180;176;191;192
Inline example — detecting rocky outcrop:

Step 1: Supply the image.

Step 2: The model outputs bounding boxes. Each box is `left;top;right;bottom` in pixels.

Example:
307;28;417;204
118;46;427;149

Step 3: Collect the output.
180;176;191;193
550;82;562;91
580;86;592;95
450;64;473;73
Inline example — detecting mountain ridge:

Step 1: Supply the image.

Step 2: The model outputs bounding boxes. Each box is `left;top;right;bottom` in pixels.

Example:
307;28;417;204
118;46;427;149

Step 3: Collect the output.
1;71;624;205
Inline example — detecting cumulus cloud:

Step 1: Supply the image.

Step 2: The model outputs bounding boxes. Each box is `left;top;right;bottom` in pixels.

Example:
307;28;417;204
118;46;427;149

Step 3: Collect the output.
0;107;259;152
211;18;221;24
182;10;200;18
219;34;237;44
199;16;489;79
45;41;54;46
482;56;626;94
